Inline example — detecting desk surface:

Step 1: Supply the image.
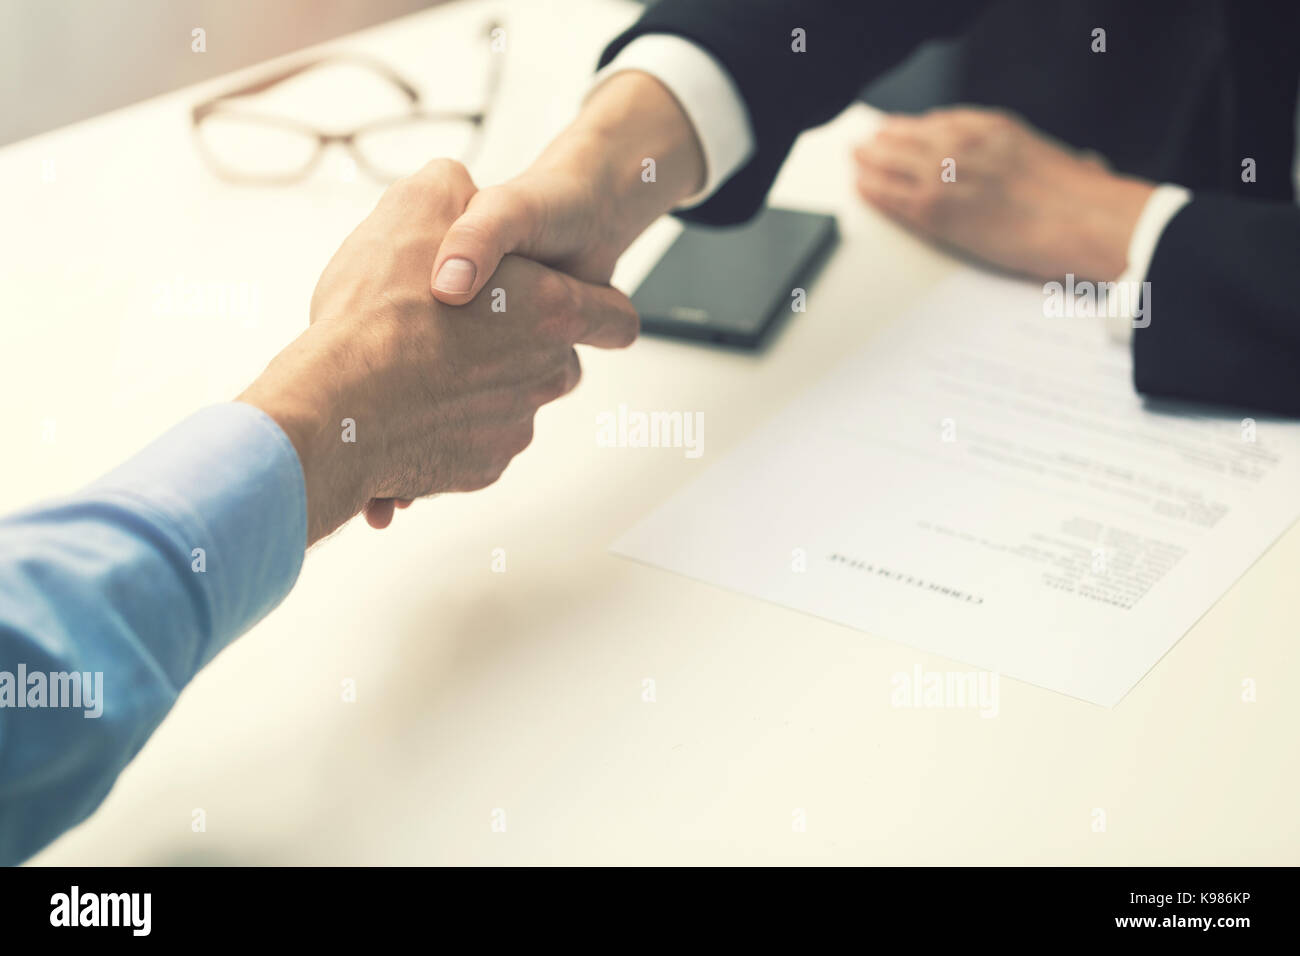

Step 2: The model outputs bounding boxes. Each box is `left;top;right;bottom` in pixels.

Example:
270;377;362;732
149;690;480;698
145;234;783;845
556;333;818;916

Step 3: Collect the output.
7;0;1298;865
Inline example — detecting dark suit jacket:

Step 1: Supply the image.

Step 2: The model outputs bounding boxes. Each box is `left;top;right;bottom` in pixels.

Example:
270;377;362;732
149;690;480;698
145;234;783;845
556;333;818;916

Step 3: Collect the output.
600;1;1300;416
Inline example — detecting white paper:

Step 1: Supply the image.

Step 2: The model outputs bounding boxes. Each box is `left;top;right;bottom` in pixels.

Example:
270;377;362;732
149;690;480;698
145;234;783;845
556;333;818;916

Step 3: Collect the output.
612;269;1300;706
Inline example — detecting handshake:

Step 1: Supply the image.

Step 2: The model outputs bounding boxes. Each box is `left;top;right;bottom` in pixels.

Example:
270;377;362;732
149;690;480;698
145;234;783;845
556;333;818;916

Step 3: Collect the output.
239;73;706;544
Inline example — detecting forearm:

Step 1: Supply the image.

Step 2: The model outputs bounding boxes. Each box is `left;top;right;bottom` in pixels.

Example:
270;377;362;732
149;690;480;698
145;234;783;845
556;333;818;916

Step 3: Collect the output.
0;404;305;864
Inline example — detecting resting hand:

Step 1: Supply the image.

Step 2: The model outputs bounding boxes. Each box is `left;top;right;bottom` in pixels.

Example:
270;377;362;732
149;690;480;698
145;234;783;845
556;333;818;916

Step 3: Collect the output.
854;107;1155;282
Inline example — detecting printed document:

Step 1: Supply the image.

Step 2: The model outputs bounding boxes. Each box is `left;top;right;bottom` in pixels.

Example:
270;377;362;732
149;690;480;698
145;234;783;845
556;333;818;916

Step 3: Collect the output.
612;269;1300;705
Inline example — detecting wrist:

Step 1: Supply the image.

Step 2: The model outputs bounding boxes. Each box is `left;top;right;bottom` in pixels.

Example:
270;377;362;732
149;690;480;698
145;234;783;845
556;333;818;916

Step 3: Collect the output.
523;71;705;258
575;70;704;202
1077;171;1156;282
238;326;371;543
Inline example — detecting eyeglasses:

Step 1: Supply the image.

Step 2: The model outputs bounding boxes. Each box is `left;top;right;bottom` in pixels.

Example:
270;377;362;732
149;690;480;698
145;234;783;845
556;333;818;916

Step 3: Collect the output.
191;21;503;184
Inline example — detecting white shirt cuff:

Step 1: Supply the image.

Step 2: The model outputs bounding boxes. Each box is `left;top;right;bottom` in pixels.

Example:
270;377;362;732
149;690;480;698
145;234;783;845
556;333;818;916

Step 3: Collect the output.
1105;183;1192;343
589;34;756;210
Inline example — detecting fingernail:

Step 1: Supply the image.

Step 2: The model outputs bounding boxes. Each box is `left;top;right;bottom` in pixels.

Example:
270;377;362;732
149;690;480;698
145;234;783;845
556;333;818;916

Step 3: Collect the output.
434;258;475;294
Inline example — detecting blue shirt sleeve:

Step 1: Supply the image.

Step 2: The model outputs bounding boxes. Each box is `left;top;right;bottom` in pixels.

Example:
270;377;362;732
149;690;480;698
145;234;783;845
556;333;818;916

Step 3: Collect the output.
0;402;307;865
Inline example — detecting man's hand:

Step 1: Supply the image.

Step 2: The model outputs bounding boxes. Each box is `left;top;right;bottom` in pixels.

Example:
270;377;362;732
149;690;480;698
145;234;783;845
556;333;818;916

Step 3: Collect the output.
429;71;706;304
238;159;639;545
854;107;1155;282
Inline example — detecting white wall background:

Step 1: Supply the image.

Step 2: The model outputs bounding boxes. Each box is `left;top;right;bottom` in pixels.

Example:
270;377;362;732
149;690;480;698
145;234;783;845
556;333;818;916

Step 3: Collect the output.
0;0;444;146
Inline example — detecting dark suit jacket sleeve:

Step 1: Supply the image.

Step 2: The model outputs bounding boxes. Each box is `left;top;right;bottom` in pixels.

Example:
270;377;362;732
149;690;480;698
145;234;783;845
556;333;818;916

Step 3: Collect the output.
1133;196;1300;417
598;0;989;225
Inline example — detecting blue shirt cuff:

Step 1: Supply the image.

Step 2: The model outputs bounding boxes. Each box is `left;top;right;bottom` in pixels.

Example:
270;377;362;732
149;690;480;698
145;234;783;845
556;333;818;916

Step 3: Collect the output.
84;402;307;667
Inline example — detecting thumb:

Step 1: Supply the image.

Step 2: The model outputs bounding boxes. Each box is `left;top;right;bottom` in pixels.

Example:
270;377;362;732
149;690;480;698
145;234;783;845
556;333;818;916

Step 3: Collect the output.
430;185;539;305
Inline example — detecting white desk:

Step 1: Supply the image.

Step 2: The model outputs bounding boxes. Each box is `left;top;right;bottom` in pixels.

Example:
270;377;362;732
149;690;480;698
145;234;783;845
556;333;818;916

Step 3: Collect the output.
7;0;1298;865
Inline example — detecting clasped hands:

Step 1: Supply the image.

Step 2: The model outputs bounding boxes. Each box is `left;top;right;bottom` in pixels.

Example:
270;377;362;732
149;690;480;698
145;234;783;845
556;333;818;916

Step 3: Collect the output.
238;157;638;545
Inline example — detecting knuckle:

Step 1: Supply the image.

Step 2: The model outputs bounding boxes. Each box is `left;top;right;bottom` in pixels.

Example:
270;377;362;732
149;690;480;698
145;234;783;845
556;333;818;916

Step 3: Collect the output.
939;111;965;131
916;183;943;208
385;176;440;215
467;440;513;490
488;447;516;480
511;419;535;456
383;174;422;206
977;110;1018;139
567;348;584;387
589;297;639;349
413;157;470;189
396;159;476;215
615;306;640;347
908;195;939;229
532;369;571;406
527;379;559;408
534;268;571;308
534;274;580;337
533;311;568;343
